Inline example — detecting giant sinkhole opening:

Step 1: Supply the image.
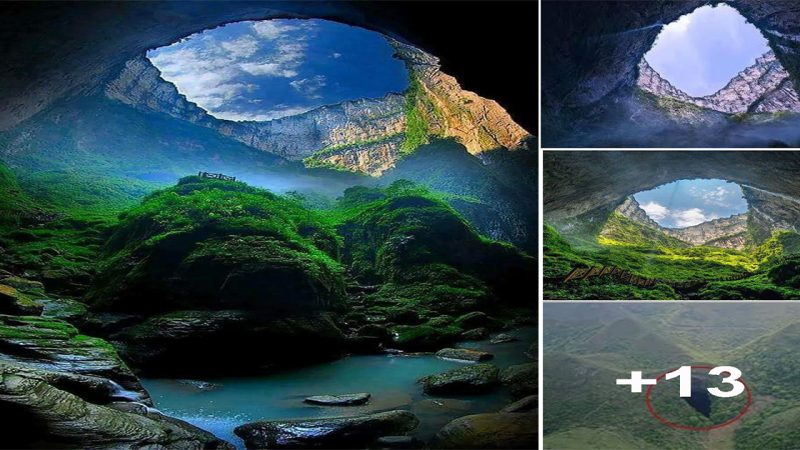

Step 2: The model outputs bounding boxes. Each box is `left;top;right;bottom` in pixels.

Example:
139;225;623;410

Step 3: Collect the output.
147;19;409;121
633;179;748;229
642;3;770;98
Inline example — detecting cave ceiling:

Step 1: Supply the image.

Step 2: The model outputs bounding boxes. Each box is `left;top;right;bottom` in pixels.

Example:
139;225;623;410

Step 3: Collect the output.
0;1;537;133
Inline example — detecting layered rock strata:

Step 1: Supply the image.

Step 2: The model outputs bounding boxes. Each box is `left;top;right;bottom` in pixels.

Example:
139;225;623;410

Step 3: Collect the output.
638;51;800;114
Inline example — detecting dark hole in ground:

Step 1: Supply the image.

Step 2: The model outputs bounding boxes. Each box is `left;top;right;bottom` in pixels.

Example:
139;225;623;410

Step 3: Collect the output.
683;375;711;418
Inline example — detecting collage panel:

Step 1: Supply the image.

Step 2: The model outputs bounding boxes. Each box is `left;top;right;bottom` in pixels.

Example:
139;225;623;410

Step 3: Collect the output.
543;302;800;450
0;2;538;450
541;0;800;148
543;151;800;300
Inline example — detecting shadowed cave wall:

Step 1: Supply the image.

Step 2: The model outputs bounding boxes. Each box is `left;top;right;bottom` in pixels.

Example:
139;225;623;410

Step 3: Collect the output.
0;1;537;134
541;0;800;147
543;151;800;234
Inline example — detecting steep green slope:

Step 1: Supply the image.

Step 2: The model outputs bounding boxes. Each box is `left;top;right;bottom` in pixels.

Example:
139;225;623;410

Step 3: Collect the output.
381;138;537;252
86;176;345;314
545;213;800;299
334;181;535;317
599;212;688;248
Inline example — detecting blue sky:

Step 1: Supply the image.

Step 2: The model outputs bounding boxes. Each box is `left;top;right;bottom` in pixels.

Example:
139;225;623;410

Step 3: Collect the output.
147;19;408;121
644;4;770;97
634;179;747;228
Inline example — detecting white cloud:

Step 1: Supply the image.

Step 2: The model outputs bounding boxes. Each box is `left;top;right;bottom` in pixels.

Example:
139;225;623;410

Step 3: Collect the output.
672;208;718;227
252;21;296;39
332;52;342;59
290;75;327;99
221;35;259;58
239;62;297;78
641;201;669;221
214;105;313;122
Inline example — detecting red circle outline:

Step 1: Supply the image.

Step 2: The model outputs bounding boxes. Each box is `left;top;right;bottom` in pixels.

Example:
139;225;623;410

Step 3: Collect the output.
644;364;752;431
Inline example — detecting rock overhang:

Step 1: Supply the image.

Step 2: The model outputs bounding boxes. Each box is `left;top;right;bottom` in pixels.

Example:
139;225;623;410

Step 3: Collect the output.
541;0;800;147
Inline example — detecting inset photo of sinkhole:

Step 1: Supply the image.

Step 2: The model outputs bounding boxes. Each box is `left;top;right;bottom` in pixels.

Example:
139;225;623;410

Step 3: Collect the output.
542;1;800;148
544;151;800;300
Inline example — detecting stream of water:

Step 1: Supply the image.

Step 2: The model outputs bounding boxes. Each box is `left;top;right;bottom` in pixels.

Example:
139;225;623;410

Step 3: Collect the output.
142;327;535;447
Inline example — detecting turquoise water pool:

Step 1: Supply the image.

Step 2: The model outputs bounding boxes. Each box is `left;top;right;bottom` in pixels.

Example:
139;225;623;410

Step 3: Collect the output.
142;327;535;447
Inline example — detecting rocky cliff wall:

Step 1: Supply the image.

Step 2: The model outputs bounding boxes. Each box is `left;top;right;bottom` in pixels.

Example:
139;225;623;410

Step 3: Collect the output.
104;48;530;176
614;196;748;249
638;51;800;114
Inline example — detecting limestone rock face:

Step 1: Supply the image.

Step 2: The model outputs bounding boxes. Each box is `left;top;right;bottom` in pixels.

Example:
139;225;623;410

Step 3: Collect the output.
615;197;661;230
614;196;748;249
638;52;800;114
104;57;406;173
103;48;530;175
664;215;748;249
0;362;233;449
390;40;531;157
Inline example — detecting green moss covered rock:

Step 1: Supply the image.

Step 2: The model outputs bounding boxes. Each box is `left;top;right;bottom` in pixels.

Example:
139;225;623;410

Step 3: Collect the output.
0;284;43;315
87;176;346;314
418;363;500;394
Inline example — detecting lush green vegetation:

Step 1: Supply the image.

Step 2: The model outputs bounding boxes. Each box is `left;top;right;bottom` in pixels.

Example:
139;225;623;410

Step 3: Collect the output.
544;210;800;299
545;303;800;450
401;76;433;154
86;176;346;313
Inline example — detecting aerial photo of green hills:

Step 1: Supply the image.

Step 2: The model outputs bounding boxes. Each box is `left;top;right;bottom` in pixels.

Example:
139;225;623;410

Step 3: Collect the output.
544;302;800;450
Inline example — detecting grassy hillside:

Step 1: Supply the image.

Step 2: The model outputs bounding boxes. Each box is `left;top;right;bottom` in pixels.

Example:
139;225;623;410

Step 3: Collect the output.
544;303;800;450
544;211;800;299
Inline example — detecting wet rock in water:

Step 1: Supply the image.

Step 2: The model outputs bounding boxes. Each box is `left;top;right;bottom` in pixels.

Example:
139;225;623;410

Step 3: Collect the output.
39;297;88;323
0;362;234;449
234;410;419;449
373;435;423;449
490;333;518;344
304;392;371;406
390;324;461;351
432;412;537;449
454;312;505;331
435;347;493;362
418;364;499;395
0;315;148;401
0;284;43;315
500;363;537;399
500;394;538;413
461;327;489;340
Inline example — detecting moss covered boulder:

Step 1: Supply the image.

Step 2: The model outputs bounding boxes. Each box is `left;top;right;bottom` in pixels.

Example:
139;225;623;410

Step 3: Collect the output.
0;284;43;315
336;182;536;318
87;176;346;315
418;364;500;394
432;412;537;449
500;363;537;399
391;323;462;351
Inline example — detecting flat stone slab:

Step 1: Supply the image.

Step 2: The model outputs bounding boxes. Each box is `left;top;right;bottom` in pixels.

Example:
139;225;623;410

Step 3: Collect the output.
304;392;371;406
436;348;493;362
490;333;518;344
234;410;419;449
